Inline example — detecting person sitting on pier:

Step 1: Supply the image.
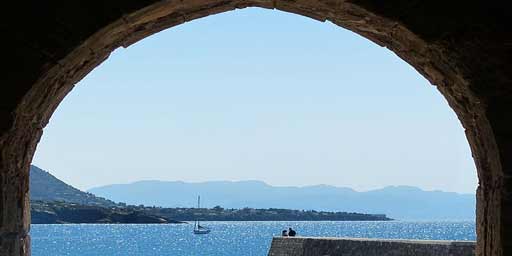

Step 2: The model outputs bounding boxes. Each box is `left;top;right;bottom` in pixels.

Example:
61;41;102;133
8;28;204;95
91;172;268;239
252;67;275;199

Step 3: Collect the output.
282;229;288;236
288;227;296;237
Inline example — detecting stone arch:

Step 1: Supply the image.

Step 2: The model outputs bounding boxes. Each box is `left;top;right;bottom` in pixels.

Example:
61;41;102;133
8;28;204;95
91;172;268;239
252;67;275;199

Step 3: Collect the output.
0;1;510;256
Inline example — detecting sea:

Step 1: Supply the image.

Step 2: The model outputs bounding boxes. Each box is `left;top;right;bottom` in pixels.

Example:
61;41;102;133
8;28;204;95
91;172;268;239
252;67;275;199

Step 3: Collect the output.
31;221;475;256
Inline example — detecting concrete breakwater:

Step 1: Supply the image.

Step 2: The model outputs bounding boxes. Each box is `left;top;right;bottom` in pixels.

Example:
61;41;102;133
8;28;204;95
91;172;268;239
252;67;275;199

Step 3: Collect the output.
268;237;475;256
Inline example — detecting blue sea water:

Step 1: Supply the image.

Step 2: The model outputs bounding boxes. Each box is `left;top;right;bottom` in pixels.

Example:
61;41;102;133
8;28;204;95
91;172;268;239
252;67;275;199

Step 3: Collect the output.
31;221;475;256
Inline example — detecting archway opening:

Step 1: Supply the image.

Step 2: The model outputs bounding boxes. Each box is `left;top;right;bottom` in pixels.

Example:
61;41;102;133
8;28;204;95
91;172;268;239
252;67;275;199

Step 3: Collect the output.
29;7;477;255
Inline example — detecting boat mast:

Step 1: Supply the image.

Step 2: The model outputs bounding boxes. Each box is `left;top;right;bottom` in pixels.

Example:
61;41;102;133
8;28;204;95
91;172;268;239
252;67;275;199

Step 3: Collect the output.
197;195;200;227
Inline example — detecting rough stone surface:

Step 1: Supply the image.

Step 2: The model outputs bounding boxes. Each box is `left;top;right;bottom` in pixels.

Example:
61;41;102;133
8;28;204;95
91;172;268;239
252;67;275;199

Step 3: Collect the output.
0;1;510;256
268;237;476;256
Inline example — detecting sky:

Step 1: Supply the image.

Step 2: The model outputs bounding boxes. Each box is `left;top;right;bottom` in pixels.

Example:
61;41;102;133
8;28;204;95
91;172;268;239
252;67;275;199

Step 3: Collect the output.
32;8;478;194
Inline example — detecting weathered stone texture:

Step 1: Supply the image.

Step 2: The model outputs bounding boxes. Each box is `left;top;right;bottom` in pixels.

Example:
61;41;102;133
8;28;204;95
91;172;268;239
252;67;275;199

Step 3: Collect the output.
268;237;476;256
1;1;510;256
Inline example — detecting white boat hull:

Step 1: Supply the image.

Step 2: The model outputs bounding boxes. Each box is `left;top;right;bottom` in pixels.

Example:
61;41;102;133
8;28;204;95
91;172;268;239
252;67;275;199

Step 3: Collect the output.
193;229;211;234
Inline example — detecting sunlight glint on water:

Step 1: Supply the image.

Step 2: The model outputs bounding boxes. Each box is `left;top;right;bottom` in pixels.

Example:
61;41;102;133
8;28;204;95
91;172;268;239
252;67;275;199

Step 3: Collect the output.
31;221;475;256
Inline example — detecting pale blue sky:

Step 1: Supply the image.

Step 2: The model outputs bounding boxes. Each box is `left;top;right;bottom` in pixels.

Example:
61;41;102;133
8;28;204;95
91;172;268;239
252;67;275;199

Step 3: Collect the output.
32;8;477;193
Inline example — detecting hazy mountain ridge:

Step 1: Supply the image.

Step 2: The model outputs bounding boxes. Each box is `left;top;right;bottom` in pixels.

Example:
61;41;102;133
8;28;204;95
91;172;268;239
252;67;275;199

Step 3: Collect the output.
28;166;391;222
89;180;476;220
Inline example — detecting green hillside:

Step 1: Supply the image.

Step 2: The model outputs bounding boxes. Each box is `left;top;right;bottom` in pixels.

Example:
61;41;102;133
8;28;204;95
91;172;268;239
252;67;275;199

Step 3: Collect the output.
30;165;117;207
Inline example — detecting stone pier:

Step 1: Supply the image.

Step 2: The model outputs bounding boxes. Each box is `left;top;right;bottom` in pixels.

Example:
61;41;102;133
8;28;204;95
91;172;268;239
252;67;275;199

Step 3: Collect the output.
268;237;475;256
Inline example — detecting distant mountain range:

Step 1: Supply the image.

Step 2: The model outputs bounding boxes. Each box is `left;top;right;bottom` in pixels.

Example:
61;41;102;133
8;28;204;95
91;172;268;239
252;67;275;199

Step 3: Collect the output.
30;165;116;207
28;165;391;222
27;165;476;221
89;180;476;220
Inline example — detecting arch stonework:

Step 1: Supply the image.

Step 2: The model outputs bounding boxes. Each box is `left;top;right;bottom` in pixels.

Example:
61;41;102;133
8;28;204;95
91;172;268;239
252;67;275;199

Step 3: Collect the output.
0;1;510;255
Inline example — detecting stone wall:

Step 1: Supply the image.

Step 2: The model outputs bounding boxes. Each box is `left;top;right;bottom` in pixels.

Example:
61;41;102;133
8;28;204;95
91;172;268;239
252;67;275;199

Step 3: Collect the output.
268;237;475;256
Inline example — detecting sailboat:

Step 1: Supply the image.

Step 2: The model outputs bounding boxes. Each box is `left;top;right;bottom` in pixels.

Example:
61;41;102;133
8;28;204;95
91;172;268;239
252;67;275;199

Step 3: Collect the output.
193;196;211;234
